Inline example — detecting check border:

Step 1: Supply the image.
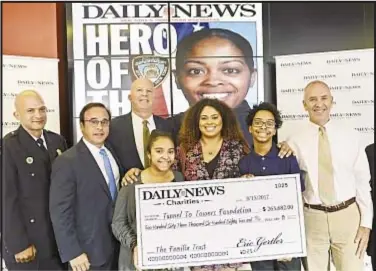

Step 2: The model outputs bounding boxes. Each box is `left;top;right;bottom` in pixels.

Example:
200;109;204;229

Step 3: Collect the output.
136;174;306;269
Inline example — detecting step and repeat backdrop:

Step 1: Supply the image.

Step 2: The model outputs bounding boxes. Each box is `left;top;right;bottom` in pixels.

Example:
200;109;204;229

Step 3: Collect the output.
275;49;374;150
2;55;61;137
69;2;264;142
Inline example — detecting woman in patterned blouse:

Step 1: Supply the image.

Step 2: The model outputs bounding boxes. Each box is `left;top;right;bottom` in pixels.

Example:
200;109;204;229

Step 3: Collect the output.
175;98;250;271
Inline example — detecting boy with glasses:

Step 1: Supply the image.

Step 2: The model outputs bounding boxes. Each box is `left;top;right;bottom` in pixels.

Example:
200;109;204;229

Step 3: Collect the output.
238;102;304;271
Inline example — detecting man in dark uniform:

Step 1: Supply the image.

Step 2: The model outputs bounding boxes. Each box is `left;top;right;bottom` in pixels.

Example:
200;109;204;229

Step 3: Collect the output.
2;90;67;270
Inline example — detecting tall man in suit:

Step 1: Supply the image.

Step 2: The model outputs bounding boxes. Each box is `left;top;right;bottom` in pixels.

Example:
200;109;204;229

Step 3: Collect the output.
50;103;123;271
365;143;375;269
2;90;67;270
107;78;172;181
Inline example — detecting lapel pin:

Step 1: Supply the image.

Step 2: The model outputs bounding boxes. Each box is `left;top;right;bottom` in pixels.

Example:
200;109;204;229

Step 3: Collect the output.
56;149;62;156
26;157;34;164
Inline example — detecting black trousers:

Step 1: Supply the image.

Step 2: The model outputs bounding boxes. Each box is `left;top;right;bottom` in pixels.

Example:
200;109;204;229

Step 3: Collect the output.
251;258;302;271
4;256;66;271
370;253;376;271
367;234;375;271
67;254;117;271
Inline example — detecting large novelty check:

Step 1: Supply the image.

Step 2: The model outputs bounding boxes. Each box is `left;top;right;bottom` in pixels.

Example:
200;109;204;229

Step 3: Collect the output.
135;174;306;269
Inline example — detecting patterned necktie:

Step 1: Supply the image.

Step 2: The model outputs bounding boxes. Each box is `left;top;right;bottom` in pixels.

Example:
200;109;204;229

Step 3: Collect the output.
36;138;48;153
143;120;150;168
99;149;117;201
318;126;335;205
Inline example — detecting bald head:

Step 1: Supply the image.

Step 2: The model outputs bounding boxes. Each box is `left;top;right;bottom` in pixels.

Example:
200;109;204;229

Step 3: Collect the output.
129;78;155;117
303;80;331;101
131;78;154;92
15;90;44;111
14;89;47;137
303;80;333;126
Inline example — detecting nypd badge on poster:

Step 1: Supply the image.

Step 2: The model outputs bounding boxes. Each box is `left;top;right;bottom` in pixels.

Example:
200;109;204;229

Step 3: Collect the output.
132;56;169;88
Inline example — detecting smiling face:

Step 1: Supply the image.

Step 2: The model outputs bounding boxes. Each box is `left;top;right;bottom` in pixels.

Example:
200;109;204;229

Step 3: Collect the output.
14;91;47;135
147;136;175;172
198;106;223;139
249;110;276;144
303;82;333;126
128;78;154;113
176;37;255;109
80;106;110;148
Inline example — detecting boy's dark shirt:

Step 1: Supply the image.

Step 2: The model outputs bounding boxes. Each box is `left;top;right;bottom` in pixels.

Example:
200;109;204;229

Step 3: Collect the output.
239;143;305;191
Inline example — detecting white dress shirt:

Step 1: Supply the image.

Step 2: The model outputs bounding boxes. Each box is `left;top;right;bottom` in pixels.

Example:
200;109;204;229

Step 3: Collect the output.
131;112;156;167
32;133;48;149
287;120;373;228
83;138;120;190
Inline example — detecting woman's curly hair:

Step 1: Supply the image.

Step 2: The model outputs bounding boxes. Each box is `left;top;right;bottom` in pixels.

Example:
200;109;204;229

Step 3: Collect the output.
178;98;250;153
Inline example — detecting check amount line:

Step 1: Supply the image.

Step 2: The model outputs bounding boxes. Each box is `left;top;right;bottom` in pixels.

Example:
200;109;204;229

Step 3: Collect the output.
147;212;262;221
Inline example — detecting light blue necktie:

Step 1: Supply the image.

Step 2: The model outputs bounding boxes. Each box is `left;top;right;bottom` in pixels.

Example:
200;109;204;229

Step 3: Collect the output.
99;149;117;201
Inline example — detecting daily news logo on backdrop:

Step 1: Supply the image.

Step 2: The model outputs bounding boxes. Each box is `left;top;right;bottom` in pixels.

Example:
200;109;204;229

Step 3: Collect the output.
2;63;28;70
275;49;374;150
2;55;61;137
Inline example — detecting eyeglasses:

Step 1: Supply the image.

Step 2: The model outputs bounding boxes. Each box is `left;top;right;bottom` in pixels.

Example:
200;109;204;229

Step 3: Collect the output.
253;119;276;128
84;119;110;127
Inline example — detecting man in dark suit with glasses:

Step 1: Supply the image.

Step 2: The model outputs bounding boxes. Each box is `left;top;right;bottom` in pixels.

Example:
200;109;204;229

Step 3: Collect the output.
50;102;124;271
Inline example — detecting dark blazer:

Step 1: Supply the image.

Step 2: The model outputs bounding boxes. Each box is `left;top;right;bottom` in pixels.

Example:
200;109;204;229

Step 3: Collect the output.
366;143;374;257
2;126;67;264
107;113;173;173
49;139;124;266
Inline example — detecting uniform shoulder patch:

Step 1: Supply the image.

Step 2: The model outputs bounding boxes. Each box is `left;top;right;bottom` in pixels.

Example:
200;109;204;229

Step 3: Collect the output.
3;130;18;140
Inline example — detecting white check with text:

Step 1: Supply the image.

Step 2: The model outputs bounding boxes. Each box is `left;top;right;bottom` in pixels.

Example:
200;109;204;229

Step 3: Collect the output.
135;174;306;269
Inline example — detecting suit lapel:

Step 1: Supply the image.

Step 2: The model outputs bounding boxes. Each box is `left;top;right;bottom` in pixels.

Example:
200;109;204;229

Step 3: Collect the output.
43;130;58;162
126;114;143;167
105;142;125;177
18;126;50;164
77;140;112;200
154;115;162;129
